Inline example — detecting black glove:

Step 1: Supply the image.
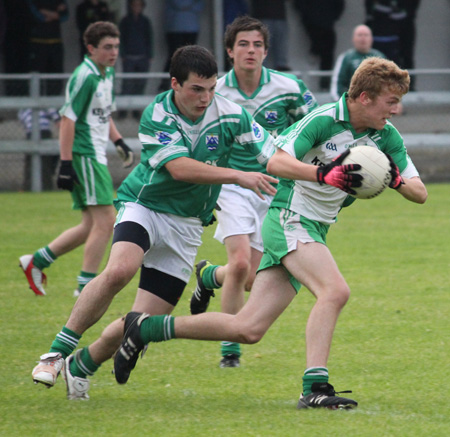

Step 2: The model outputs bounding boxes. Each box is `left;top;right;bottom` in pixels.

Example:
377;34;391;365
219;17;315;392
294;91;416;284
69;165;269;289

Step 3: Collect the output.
57;160;80;192
316;149;363;195
205;214;217;227
115;138;134;168
386;153;404;189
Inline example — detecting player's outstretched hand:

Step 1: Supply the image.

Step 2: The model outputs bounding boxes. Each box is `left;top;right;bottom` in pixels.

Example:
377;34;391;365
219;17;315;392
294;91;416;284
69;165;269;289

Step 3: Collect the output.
316;149;363;194
237;172;278;199
57;160;80;192
385;153;404;189
115;139;134;168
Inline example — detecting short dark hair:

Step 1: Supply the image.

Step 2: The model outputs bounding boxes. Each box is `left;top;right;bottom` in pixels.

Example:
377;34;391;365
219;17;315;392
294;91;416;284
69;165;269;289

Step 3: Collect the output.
224;16;270;51
83;21;120;49
169;45;218;86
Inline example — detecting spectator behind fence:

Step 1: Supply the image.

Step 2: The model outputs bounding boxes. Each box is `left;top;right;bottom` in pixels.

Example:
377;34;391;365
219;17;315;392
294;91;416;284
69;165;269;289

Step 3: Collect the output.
104;0;121;23
18;108;61;191
293;0;345;90
158;0;205;92
330;24;386;101
26;0;69;96
3;1;32;95
18;108;61;140
19;21;134;299
250;0;291;71
119;0;154;120
365;0;421;90
76;0;111;61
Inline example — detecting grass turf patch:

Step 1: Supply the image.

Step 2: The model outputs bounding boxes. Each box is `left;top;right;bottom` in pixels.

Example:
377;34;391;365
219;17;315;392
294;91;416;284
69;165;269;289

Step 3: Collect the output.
0;185;449;436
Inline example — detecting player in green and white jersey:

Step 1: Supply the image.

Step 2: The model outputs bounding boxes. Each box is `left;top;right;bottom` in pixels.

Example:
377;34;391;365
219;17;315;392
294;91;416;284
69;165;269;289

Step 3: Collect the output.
189;16;318;368
330;24;386;101
20;21;134;298
115;57;428;410
31;45;278;399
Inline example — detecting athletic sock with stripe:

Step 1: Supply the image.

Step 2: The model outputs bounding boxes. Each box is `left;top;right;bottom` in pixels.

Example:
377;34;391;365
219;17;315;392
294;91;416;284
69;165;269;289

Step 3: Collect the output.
32;246;57;270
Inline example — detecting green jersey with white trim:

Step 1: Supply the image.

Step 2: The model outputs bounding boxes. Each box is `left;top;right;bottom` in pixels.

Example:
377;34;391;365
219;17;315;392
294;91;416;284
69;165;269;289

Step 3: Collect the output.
273;94;420;224
60;56;116;165
330;48;386;100
116;90;274;225
216;67;318;174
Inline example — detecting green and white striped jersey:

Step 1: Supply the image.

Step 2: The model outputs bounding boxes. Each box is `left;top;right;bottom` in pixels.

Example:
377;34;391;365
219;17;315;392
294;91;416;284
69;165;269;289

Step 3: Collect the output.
60;56;116;165
273;94;420;224
216;67;318;174
116;90;274;225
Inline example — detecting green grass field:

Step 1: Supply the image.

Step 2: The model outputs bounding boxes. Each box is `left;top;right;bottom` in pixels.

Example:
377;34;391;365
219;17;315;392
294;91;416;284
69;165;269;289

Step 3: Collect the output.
0;186;449;436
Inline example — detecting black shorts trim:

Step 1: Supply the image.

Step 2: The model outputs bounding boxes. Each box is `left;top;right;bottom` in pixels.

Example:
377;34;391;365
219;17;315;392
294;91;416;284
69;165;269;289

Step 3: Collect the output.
139;267;186;306
112;221;151;253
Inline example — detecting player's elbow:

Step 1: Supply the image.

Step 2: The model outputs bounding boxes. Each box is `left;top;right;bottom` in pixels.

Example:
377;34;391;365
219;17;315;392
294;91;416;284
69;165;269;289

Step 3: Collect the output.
415;191;428;204
266;157;277;175
169;169;185;181
405;178;428;204
238;330;263;345
416;185;428;204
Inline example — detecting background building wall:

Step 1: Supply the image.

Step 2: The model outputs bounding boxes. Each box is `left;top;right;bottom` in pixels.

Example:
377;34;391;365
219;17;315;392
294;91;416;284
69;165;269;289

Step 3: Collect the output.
59;0;450;92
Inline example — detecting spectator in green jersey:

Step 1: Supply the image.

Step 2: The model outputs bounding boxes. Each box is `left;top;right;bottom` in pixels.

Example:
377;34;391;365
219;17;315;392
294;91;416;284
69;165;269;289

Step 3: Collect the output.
330;24;386;101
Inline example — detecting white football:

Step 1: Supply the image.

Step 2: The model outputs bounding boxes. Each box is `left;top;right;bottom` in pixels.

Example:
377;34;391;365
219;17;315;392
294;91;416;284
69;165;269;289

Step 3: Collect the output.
342;146;391;199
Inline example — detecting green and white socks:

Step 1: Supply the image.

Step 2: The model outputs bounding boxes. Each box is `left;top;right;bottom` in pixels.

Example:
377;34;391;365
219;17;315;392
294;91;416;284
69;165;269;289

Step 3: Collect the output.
221;341;241;358
76;271;96;293
140;315;176;343
32;246;96;294
200;263;220;290
200;264;242;360
302;367;329;395
32;246;57;270
70;347;100;379
49;326;81;359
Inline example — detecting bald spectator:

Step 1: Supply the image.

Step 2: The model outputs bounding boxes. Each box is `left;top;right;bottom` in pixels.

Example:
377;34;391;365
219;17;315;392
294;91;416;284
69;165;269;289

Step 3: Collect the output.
330;24;385;101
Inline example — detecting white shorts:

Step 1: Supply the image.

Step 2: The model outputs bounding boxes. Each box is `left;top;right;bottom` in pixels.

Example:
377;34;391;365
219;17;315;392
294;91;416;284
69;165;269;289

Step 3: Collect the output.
214;184;273;252
116;202;203;283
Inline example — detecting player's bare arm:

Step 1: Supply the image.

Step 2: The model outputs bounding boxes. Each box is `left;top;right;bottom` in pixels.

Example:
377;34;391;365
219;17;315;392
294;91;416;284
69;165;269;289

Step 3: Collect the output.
108;118;122;143
396;177;427;204
59;116;75;160
266;148;318;182
165;156;277;199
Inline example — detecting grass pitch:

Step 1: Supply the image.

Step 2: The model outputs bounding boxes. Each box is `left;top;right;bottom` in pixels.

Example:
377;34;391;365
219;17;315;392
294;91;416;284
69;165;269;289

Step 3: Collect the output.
0;185;449;436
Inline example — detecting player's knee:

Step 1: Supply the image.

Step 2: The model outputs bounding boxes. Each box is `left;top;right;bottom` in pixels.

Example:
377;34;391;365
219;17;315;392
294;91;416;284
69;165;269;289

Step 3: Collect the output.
92;208;116;235
102;262;136;289
228;256;251;281
323;283;350;308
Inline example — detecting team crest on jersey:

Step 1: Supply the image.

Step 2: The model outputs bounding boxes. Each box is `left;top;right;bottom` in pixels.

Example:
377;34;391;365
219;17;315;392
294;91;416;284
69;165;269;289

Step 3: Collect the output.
206;134;219;150
156;131;172;145
95;91;102;98
252;121;262;139
303;91;314;107
265;111;278;124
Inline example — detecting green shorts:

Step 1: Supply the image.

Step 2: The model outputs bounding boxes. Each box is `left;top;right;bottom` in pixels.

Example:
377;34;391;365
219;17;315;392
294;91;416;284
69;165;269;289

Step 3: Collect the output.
258;207;330;292
71;154;114;210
